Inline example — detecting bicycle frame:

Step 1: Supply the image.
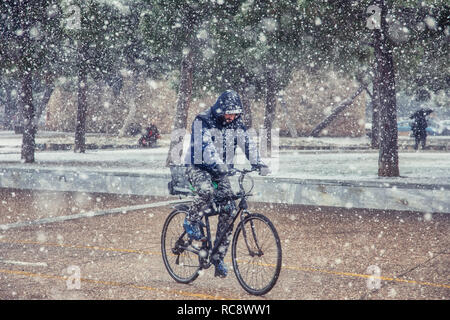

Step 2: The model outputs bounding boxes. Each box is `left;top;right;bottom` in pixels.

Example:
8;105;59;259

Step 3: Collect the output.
173;168;258;267
204;201;246;265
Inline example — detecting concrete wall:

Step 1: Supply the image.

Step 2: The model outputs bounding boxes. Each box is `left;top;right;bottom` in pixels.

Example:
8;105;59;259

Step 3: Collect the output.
1;167;447;214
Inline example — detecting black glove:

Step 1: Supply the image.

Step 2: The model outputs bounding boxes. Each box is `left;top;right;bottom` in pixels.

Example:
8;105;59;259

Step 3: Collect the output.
252;162;271;176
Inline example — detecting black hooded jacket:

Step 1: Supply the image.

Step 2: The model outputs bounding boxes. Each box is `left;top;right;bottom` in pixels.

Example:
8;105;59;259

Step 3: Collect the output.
184;90;261;177
410;109;432;135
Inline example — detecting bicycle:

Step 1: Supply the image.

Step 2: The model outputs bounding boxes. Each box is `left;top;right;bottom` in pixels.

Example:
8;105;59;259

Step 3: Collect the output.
161;167;282;296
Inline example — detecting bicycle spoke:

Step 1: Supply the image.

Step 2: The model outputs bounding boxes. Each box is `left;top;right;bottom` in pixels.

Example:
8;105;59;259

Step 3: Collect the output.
161;210;201;283
232;214;282;295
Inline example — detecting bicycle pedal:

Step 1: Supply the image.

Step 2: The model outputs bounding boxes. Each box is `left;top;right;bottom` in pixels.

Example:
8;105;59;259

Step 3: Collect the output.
214;268;228;278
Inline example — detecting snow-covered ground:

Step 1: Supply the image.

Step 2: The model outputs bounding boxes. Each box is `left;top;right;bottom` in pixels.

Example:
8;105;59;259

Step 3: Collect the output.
1;130;449;185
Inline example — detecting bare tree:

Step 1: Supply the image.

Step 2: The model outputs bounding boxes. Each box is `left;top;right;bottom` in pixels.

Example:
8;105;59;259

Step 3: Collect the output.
20;65;36;163
166;45;194;166
373;0;399;177
369;71;380;149
17;0;36;163
263;65;277;156
309;83;368;137
74;41;88;153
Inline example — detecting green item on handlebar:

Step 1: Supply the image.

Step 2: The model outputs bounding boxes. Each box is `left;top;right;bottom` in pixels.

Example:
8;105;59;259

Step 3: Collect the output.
189;181;218;193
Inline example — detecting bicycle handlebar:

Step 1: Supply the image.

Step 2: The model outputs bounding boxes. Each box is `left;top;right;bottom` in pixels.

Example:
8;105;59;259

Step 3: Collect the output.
226;167;257;196
227;167;258;176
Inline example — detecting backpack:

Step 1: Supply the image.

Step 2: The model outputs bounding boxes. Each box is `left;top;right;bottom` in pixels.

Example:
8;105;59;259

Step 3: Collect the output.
168;165;192;195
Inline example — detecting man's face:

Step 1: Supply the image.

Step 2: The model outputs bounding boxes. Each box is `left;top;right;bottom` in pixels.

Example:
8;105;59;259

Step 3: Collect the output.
224;114;237;123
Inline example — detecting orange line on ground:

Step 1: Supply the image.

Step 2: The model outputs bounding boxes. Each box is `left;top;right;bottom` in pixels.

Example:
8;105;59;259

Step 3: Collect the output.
2;239;449;291
0;268;234;300
283;265;450;290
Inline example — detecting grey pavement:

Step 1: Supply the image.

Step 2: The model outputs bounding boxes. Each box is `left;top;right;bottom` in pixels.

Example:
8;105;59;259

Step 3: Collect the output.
0;131;449;214
1;190;448;300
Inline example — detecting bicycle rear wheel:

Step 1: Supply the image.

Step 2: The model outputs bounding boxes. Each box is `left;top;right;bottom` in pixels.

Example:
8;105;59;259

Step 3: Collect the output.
231;213;282;295
161;209;201;284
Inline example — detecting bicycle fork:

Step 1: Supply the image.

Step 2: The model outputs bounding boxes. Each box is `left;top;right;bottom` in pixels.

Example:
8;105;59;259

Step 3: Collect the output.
208;207;263;263
239;211;264;257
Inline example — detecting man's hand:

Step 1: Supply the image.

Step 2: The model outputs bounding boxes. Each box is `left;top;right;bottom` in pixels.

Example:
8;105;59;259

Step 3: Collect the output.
259;164;271;176
215;164;229;176
252;163;271;176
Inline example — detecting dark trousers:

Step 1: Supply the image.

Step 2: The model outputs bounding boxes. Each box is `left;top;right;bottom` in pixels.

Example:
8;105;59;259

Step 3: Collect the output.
413;131;427;150
186;166;236;261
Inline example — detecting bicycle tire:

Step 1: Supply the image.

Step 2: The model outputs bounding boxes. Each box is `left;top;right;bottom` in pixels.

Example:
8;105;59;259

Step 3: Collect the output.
161;209;201;284
231;213;282;295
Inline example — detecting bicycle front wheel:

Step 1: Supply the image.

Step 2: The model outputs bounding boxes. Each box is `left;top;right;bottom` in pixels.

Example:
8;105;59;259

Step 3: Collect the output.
161;209;201;284
231;213;282;296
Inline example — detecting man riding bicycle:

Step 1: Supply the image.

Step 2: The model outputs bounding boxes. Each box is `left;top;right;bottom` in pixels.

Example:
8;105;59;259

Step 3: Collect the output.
183;90;269;278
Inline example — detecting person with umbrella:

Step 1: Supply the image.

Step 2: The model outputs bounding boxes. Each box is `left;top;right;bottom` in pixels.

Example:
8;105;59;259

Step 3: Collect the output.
410;108;433;150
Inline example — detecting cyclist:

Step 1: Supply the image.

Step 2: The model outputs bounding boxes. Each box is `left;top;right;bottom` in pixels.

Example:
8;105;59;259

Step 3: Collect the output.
183;89;269;278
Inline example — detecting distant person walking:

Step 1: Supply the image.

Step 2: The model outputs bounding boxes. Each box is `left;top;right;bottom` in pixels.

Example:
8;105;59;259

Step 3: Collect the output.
410;108;433;150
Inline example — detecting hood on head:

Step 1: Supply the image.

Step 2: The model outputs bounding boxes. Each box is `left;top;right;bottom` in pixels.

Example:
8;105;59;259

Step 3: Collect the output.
211;90;243;122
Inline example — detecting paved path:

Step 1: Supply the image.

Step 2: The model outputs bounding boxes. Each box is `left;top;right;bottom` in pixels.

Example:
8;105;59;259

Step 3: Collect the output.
0;189;448;300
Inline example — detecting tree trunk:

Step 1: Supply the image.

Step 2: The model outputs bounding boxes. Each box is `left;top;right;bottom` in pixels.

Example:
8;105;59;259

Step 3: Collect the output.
118;75;139;137
309;83;367;137
2;81;18;130
238;87;252;128
263;66;277;157
17;2;35;163
374;0;399;177
371;70;380;148
20;68;36;163
74;42;88;153
34;75;54;128
166;46;194;166
279;94;297;138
